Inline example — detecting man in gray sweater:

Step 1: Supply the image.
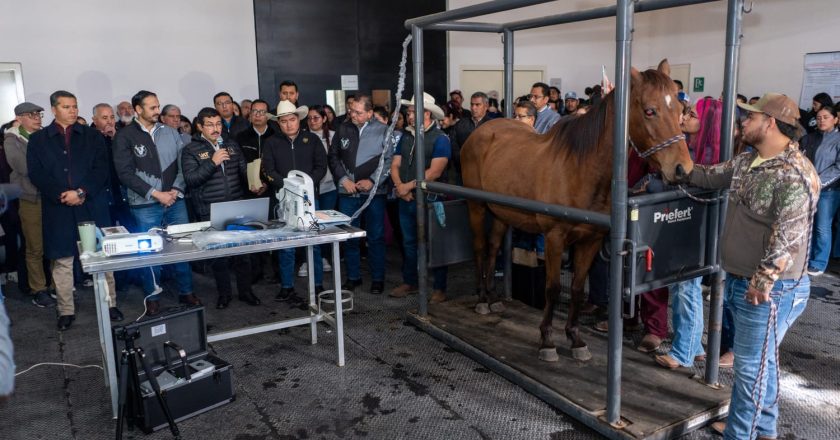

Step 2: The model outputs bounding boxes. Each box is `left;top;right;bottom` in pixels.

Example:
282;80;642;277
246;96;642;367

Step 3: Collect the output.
328;95;394;295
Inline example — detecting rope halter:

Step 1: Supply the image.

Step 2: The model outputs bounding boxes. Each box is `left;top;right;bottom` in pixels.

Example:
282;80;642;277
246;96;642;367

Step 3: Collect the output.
630;133;686;159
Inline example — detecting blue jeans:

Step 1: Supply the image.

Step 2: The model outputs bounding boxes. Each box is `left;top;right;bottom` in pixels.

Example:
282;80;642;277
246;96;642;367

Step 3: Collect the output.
724;276;810;440
398;199;447;290
668;277;705;365
808;188;840;271
131;200;194;299
280;195;325;288
338;194;386;282
318;190;338;212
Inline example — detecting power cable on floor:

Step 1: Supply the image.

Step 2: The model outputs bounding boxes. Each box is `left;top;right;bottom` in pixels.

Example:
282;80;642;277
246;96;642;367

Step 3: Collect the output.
15;362;103;377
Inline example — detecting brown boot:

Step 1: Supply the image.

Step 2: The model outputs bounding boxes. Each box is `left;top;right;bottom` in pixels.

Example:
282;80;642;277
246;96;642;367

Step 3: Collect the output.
389;284;418;298
637;334;662;353
710;421;725;436
145;299;161;317
655;353;680;369
179;293;202;306
429;289;446;303
719;351;734;368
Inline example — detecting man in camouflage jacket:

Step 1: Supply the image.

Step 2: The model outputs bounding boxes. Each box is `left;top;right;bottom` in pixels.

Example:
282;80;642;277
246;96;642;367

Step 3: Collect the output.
679;93;819;440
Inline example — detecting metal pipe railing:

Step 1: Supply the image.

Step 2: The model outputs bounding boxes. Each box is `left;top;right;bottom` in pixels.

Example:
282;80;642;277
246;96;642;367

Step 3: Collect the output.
705;0;744;386
404;0;553;29
426;22;503;33
412;24;429;317
422;181;612;229
504;0;717;31
606;0;634;427
502;29;515;300
406;0;736;428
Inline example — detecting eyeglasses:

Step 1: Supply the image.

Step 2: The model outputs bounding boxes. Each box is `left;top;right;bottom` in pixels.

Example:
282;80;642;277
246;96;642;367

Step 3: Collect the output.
529;95;545;100
513;114;533;119
251;110;267;116
24;112;44;119
216;100;232;107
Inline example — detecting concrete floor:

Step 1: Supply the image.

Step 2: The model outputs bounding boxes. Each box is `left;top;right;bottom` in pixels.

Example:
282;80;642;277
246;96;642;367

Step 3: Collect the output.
0;250;838;440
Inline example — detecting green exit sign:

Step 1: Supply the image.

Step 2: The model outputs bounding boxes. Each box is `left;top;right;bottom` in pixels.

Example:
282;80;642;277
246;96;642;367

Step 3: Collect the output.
693;77;705;93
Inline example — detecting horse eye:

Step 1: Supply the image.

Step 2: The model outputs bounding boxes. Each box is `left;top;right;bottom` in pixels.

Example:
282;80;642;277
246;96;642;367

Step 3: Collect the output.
644;108;656;117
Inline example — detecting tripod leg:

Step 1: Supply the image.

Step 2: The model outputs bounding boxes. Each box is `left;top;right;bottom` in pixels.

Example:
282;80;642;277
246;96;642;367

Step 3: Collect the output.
136;348;181;439
115;351;131;440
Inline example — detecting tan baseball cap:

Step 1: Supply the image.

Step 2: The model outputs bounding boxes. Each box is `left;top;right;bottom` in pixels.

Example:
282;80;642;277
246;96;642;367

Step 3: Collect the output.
737;93;800;126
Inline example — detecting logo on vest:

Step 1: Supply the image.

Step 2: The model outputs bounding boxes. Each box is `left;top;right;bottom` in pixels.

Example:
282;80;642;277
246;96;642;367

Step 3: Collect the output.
133;144;147;158
653;206;693;224
340;138;350;150
198;151;210;160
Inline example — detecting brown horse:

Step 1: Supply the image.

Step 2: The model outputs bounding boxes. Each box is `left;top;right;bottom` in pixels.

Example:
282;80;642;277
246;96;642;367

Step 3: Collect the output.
460;60;692;362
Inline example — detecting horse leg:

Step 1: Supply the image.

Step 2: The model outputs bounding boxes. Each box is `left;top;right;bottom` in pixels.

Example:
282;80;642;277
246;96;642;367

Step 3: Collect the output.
565;238;602;361
538;231;566;362
479;218;508;314
467;201;491;309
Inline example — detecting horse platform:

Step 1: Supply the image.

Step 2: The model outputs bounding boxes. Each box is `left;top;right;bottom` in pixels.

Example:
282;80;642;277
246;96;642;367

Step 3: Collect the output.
407;296;730;440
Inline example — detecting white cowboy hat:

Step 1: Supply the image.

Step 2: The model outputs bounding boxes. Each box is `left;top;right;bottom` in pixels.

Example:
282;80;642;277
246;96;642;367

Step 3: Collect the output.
400;92;445;121
269;100;308;120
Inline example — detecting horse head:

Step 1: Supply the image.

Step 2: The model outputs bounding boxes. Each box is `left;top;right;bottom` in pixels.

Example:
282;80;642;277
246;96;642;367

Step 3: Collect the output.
628;59;694;182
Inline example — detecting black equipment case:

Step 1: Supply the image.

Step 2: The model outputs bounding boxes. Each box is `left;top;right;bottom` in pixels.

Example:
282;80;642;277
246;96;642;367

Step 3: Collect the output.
112;306;234;433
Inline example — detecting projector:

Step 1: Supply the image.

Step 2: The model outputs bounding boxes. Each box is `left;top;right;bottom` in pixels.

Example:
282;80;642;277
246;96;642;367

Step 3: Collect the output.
102;232;164;256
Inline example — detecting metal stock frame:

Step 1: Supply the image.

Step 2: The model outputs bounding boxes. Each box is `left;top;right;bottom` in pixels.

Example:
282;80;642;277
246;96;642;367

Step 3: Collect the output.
407;0;742;430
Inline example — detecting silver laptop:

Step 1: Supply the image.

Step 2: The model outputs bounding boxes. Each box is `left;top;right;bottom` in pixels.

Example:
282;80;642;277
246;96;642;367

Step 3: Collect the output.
210;198;270;230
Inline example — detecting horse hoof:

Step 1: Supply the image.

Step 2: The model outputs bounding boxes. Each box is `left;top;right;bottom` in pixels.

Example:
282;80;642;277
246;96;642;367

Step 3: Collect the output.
475;303;491;315
489;301;505;313
539;348;559;362
571;346;592;361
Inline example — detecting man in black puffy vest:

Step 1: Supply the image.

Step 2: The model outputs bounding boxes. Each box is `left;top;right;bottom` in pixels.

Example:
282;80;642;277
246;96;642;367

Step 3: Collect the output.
181;107;261;309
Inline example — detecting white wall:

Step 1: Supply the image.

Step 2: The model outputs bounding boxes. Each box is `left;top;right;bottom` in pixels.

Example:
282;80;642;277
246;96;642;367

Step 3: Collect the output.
0;0;258;120
448;0;838;104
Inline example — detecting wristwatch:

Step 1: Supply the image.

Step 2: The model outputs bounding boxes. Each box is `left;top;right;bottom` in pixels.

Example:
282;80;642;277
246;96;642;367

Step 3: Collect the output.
76;188;86;199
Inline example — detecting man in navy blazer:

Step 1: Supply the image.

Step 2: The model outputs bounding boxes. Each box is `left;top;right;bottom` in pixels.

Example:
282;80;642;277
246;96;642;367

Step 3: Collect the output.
27;90;122;330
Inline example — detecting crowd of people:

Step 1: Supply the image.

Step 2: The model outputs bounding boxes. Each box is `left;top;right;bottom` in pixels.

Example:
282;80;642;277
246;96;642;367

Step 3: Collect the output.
0;76;834;439
0;80;593;328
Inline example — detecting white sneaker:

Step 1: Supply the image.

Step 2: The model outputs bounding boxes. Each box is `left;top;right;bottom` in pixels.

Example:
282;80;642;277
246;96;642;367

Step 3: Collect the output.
807;268;823;276
322;258;333;272
298;262;308;277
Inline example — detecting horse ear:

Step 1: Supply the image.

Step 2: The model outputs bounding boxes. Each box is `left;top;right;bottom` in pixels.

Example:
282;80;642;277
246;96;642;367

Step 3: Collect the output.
631;67;643;85
657;59;671;77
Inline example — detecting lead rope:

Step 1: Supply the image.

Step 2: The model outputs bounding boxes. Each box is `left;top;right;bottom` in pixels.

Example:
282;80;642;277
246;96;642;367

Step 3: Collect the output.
677;184;726;203
349;34;412;220
749;300;779;436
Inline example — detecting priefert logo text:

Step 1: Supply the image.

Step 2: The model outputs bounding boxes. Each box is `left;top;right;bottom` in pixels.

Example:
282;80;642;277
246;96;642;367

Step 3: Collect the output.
653;207;693;224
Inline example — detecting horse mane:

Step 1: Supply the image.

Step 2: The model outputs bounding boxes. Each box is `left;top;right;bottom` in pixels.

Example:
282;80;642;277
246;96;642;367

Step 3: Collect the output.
547;68;674;163
547;92;613;163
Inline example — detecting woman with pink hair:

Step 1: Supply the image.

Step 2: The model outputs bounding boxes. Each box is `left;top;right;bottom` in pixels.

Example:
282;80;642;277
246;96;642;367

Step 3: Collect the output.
656;97;727;370
692;97;723;165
